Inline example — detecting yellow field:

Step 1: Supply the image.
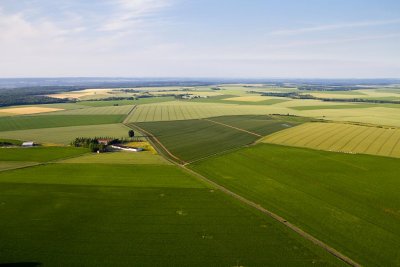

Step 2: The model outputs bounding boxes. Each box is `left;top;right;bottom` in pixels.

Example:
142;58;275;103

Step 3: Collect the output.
125;101;289;122
224;96;274;102
262;122;400;158
47;88;113;99
0;107;64;115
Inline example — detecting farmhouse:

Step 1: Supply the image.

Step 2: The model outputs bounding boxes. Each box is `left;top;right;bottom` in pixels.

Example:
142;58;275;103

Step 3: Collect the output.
98;139;113;145
111;144;144;152
22;141;35;147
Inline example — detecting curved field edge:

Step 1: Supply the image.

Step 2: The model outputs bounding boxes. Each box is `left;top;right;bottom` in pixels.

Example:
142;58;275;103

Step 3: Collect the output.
262;122;400;158
189;143;400;266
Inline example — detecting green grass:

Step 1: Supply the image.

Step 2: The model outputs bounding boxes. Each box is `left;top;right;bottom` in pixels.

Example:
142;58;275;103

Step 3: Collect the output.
0;115;125;132
132;115;307;163
190;143;400;266
60;151;170;165
79;97;175;107
0;163;204;188
0;162;343;266
0;161;38;171
0;147;88;162
0;123;131;145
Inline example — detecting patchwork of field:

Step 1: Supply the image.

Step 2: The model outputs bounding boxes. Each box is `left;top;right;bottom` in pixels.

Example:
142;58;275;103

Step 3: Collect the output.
0;115;125;132
263;122;400;158
0;124;131;145
0;106;64;115
0;150;342;266
131;115;305;163
190;143;400;266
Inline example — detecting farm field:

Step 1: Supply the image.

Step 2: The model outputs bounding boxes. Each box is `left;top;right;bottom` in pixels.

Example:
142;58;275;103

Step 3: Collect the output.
0;106;64;115
79;96;175;107
44;104;135;115
125;101;291;122
190;143;400;266
263;122;400;158
0;124;131;145
0;151;343;266
130;115;304;163
0;161;38;171
60;151;170;165
0;147;88;162
0;115;125;132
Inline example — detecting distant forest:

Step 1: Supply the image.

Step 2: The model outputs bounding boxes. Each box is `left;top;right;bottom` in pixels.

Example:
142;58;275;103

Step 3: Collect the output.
0;81;214;107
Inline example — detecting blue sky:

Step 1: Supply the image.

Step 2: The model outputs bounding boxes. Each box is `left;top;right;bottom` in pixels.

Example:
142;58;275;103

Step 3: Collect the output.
0;0;399;78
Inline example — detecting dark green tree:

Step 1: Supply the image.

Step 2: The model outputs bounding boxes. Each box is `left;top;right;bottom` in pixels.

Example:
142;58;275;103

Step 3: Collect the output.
128;130;135;138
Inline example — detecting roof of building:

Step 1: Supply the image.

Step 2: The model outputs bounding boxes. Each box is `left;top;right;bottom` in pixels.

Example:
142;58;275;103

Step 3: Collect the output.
22;141;34;146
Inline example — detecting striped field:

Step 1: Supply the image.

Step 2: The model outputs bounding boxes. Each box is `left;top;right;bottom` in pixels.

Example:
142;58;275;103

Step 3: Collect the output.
125;101;289;122
262;122;400;158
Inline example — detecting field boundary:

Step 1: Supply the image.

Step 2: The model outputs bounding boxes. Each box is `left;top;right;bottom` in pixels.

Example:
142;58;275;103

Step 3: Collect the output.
123;105;137;124
132;123;360;266
126;123;187;164
182;165;360;267
201;118;262;137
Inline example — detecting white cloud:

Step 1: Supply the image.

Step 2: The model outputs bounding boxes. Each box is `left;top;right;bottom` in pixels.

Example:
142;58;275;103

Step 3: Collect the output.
100;0;173;32
270;19;400;36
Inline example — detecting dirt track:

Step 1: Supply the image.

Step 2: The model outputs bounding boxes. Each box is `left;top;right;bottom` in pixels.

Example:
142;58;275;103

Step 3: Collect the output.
131;122;361;267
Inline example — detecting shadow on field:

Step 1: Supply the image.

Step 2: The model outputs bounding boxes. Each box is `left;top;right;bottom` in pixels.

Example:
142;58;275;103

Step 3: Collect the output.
0;263;42;267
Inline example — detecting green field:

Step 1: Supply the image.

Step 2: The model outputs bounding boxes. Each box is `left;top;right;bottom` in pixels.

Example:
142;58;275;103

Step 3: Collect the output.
0;124;131;145
0;161;38;171
0;156;343;266
263;122;400;158
131;115;303;163
0;115;125;132
60;151;170;165
290;104;374;110
190;143;400;266
0;147;88;162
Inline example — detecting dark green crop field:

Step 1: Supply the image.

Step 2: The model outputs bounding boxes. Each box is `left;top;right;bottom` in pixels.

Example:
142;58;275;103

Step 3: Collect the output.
190;143;400;266
0;147;87;162
131;115;305;163
0;160;343;266
0;115;125;132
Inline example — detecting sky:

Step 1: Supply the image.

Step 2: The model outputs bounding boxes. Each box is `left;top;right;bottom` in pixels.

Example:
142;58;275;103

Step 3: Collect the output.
0;0;399;78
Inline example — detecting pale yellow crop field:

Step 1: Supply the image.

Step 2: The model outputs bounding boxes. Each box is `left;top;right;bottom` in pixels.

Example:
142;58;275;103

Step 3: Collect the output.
224;96;275;102
125;101;288;122
48;88;113;100
262;122;400;158
0;106;64;115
